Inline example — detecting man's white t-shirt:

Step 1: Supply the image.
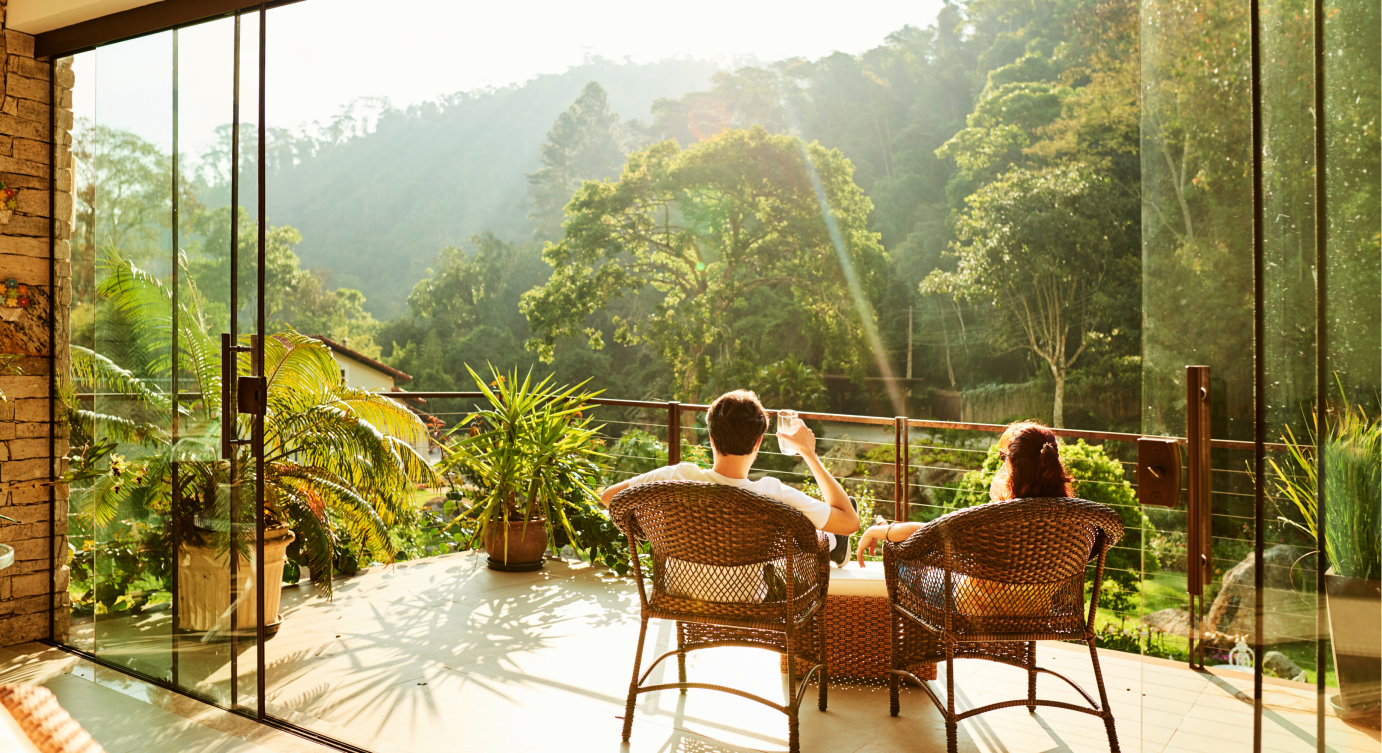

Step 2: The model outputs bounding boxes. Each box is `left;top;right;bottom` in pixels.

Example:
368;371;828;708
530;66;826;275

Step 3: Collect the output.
622;462;834;603
625;462;833;530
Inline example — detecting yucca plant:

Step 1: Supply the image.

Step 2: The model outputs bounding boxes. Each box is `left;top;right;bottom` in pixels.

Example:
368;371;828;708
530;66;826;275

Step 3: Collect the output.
1270;394;1382;582
74;251;439;596
442;365;607;559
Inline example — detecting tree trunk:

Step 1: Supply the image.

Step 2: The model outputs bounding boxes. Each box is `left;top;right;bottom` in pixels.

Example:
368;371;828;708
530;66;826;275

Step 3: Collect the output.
1052;368;1066;429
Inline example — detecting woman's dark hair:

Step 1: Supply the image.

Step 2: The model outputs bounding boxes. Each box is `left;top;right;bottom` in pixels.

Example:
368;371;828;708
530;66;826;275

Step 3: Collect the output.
993;421;1074;499
707;390;768;456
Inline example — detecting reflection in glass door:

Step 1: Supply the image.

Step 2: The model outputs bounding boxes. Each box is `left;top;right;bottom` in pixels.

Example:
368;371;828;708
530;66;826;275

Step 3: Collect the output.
66;11;264;710
1140;0;1380;747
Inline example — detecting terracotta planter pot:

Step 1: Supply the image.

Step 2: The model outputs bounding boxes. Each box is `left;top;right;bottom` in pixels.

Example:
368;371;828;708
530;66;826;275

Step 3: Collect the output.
1326;569;1381;728
483;517;548;572
176;525;295;639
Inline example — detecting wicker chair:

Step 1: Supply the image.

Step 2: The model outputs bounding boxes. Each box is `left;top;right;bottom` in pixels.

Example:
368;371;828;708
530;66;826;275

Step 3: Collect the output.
0;685;105;753
610;481;831;753
883;497;1125;753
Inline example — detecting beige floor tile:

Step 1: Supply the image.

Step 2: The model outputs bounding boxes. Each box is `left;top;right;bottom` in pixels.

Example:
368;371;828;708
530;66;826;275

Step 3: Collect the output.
128;736;279;753
38;673;226;753
15;557;1381;753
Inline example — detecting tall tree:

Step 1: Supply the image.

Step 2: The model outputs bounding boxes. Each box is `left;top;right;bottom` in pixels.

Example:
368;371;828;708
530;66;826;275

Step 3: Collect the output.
527;82;628;241
922;163;1137;426
72;120;201;281
522;127;888;402
186;207;381;355
406;232;521;333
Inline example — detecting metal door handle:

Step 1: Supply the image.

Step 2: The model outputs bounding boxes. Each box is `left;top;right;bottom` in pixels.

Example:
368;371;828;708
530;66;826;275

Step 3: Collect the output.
221;333;254;459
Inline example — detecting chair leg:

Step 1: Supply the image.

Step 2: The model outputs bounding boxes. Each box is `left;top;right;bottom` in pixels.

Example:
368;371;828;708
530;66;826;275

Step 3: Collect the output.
817;612;829;712
1087;639;1120;753
622;617;649;743
946;641;958;753
889;610;902;717
784;629;800;753
676;622;688;693
1026;640;1037;714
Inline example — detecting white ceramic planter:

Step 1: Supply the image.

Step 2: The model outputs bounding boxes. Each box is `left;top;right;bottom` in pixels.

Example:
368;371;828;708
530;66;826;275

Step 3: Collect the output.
176;526;294;637
0;543;13;571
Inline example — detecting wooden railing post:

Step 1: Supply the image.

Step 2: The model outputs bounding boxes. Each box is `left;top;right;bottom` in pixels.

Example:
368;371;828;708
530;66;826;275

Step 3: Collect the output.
894;416;908;522
667;401;681;466
1185;365;1212;668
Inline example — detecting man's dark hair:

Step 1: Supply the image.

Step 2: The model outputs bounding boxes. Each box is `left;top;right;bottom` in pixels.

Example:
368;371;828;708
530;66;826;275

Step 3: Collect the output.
707;390;768;456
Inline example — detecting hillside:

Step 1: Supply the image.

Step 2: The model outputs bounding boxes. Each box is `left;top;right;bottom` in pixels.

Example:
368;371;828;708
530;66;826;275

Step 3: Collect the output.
264;57;723;317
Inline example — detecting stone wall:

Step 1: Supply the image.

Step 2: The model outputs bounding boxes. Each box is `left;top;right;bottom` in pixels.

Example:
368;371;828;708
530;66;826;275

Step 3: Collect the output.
0;0;75;646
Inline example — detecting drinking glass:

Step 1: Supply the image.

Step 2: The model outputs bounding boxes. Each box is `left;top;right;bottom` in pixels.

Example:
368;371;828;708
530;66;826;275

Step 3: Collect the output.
776;409;799;456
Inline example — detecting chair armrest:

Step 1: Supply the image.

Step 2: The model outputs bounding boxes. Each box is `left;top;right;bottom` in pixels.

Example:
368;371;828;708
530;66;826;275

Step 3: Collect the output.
0;704;41;753
814;531;832;601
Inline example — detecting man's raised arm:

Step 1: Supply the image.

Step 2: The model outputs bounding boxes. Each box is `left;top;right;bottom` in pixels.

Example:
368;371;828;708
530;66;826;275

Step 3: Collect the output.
778;422;859;535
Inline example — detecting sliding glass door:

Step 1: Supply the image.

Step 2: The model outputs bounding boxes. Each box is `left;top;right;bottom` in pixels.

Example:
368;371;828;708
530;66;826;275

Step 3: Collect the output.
67;9;265;712
1140;0;1380;747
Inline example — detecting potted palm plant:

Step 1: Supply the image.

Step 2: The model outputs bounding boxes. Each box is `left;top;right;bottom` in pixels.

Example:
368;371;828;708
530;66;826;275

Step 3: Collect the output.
442;366;606;572
75;253;439;636
1271;397;1380;727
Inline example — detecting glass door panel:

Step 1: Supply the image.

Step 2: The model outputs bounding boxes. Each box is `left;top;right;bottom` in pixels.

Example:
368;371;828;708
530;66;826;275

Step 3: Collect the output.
65;16;265;709
1318;0;1381;734
66;47;96;656
1141;0;1381;747
170;15;261;708
84;29;178;682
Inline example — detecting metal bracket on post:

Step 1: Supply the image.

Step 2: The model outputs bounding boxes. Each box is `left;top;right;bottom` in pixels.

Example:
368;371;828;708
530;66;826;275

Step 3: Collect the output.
1185;365;1213;669
894;416;908;523
667;402;681;466
1136;437;1182;508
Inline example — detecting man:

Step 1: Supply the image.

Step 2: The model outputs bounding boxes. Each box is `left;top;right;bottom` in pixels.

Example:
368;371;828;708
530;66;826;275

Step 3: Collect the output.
601;389;859;566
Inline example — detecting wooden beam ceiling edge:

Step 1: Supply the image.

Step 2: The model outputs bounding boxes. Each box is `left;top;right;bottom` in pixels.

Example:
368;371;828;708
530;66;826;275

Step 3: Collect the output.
34;0;305;59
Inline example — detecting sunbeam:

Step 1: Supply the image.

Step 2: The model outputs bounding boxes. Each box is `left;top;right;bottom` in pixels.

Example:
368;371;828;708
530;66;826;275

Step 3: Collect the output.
794;140;906;417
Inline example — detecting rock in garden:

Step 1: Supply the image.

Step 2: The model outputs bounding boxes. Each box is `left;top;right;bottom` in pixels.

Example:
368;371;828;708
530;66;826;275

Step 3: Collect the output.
821;436;858;478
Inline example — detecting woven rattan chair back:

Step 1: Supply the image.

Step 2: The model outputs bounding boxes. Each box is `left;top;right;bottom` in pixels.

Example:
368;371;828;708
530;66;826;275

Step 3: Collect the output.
884;497;1126;753
900;497;1121;583
609;480;831;753
611;480;826;613
888;497;1123;637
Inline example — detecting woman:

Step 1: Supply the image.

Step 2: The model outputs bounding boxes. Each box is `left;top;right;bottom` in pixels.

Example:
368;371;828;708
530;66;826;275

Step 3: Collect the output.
855;420;1073;566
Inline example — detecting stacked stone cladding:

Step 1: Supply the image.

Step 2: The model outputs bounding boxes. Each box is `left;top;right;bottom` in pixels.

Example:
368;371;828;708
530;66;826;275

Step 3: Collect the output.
0;0;76;646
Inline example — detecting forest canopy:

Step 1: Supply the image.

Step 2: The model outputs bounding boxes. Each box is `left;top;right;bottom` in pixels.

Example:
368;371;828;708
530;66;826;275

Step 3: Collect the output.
78;0;1376;434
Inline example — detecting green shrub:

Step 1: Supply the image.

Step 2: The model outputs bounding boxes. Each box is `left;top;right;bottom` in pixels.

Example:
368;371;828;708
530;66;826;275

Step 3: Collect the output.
607;428;668;484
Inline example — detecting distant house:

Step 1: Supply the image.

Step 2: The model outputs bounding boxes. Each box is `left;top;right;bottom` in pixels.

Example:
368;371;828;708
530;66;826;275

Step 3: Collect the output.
314;335;436;461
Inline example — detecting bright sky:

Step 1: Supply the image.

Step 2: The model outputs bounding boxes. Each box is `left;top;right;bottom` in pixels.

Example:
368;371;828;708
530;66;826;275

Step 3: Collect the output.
71;0;945;154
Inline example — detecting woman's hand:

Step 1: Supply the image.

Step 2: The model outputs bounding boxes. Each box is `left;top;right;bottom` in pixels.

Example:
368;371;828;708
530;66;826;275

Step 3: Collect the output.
855;521;924;566
855;523;892;567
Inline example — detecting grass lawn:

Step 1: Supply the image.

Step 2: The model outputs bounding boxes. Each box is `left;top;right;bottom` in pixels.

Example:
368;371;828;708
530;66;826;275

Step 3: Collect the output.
407;487;448;509
1088;572;1337;688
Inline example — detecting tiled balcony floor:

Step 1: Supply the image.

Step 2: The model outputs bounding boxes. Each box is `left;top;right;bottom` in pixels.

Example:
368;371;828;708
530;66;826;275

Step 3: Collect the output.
4;552;1380;753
